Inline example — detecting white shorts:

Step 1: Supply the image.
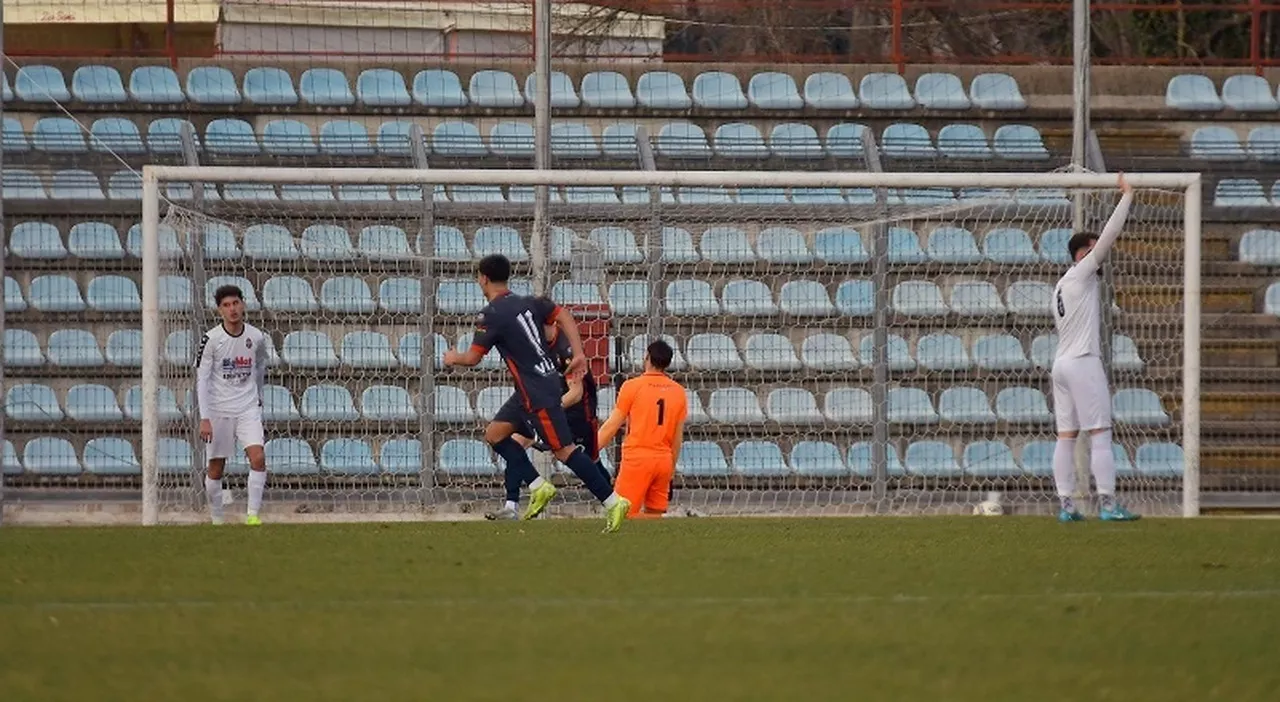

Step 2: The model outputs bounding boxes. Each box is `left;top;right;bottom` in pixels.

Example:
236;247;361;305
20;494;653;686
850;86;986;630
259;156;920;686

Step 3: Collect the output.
205;409;265;461
1051;354;1112;433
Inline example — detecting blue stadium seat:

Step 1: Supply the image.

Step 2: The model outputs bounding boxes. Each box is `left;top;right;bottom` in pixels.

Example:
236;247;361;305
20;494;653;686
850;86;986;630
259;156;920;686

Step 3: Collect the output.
736;187;788;204
1221;74;1278;111
550;281;605;307
243;67;297;105
748;71;803;109
708;388;766;424
790;187;846;204
917;333;970;371
128;66;184;103
265;438;319;476
779;280;835;316
627;334;686;372
206;118;259;155
664;280;719;316
791;441;847;477
964;441;1020;477
33;117;87;153
4;277;25;313
581;71;634;108
1247;126;1280;161
636;71;691;109
835;279;874;316
2;117;27;153
157;438;194;475
299;68;354;106
881;123;934;158
823;387;872;423
360;385;414;419
757;227;812;264
163;330;193;366
320;277;375;314
1;73;9;101
186;66;240;104
812;227;867;264
1113;388;1170;425
453;185;507;203
377;121;417;157
357;68;411;106
847;441;905;477
700;226;755;263
23;437;80;475
412;69;467;107
4;329;42;367
767;122;823;159
379;439;420;476
262;119;318;156
722;280;778;316
676;186;732;204
86;275;140;312
565;185;620;204
1019;441;1055;476
3;440;20;476
378;277;421;314
743;333;801;371
157;276;192;312
859;72;915;109
1112;334;1144;372
395;332;449;370
588;226;642;263
322;439;378;475
826;123;868;161
656;121;712;159
434;386;476;424
676;442;730;477
692;71;748;109
3;169;46;200
993;124;1050;160
10;222;66;259
524;71;579;108
489;121;534;158
29;275;85;313
261;385;299;421
439;439;498;476
765;389;822;425
433;121;487;157
973;334;1029;371
914;72;970;109
6;383;63;422
66;384;123;422
551;122;600;159
15;65;70;102
1135;443;1183;477
198;223;238;261
1239;228;1280;265
146;117;196;154
926;226;981;263
939;387;996;424
358;225;412;260
1030;333;1057;370
437;279;486;314
90;117;145;154
937;123;991;159
734;441;791;477
244;223;299;260
995;386;1052;423
713;122;769;158
601;122;639;159
300;224;355;261
262;276;318;312
1190;126;1246;160
72;65;127;103
301;384;358;421
1213;178;1271;207
982;227;1038;264
509;185;565;204
51;170;105;200
686;333;743;371
969;73;1026;110
950;281;1006;316
426;225;469;261
282;331;338;369
905;441;961;477
891;280;947;317
1039;228;1072;264
1166;74;1223;110
607;281;649;316
474;225;530;261
1005;280;1054;316
803;72;857;109
858;333;915;371
888;387;937;424
473;386;512;422
466;70;524;107
800;333;855;371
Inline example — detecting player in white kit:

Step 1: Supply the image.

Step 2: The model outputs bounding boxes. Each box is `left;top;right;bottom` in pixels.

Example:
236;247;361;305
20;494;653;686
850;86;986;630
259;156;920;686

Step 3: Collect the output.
196;284;270;525
1051;172;1140;522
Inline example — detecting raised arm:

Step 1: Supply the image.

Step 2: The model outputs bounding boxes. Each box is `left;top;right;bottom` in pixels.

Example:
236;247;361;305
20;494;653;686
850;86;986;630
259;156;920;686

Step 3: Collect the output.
1076;173;1134;275
444;314;494;368
561;374;584;409
195;334;215;420
596;381;636;448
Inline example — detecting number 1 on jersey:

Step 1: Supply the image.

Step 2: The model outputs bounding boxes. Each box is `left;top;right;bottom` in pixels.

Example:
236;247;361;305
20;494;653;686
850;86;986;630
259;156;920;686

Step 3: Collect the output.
656;398;665;426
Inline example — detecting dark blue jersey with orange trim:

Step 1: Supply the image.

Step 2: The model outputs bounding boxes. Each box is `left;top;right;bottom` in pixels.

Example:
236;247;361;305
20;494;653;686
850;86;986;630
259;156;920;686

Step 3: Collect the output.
471;292;564;411
548;328;598;425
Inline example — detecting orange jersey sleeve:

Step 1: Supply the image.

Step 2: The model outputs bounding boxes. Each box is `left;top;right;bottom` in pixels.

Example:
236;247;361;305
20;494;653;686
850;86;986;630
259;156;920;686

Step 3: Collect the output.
619;372;688;459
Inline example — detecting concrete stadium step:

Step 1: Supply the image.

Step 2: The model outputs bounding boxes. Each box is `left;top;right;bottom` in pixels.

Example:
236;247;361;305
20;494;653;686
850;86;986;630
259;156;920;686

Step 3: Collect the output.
1115;284;1259;314
1201;339;1279;367
1201;392;1280;422
1204;446;1280;473
1198;314;1280;340
1201;366;1280;392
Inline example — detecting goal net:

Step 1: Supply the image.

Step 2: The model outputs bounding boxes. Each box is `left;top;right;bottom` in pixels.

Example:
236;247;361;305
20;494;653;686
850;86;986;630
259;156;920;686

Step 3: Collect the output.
140;168;1201;524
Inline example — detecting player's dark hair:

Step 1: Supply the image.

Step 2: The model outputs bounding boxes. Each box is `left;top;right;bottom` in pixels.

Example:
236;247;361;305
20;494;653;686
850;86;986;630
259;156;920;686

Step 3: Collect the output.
477;254;511;283
1067;232;1098;262
214;284;243;306
647;340;674;370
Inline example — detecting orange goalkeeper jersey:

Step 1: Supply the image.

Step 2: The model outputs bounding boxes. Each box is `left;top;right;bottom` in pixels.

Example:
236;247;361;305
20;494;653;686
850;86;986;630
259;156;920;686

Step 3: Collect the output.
615;371;688;460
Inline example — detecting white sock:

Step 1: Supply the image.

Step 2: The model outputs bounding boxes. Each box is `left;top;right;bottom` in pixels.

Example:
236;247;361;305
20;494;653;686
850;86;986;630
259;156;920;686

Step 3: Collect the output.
1090;430;1117;504
204;476;224;523
529;476;547;491
603;492;621;509
504;500;518;512
247;470;267;517
1052;438;1076;505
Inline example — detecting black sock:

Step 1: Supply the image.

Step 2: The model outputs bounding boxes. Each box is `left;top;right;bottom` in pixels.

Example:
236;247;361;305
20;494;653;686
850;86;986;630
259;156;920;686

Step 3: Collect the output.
563;448;613;502
492;438;538;499
595;460;612;487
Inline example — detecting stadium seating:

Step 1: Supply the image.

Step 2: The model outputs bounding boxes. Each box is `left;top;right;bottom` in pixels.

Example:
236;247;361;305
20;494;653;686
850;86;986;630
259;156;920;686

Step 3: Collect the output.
1220;74;1279;112
1166;74;1223;110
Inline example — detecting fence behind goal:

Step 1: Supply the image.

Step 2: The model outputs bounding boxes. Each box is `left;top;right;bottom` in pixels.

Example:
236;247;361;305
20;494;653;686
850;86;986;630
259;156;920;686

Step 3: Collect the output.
139;168;1201;525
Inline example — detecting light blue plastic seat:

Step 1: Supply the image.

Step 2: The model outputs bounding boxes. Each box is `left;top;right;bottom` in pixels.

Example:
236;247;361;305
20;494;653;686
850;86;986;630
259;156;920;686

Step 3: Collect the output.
301;384;358;422
106;171;142;200
713;122;769;158
157;438;193;475
824;387;872;423
636;71;691;109
1189;126;1245;160
1113;388;1170;425
377;121;417;157
736;187;788;204
800;333;855;371
858;333;914;371
835;279;874;317
996;386;1052;423
722;280;778;316
205;118;259;156
848;441;905;477
433;121;487;157
360;385;414;419
412;69;467;107
686;333;743;371
243;67;297;105
450;185;505;203
915;73;970;109
1221;74;1279;112
587;226;642;263
262;119;318;156
755;227;811;264
803;72;857;108
260;385;299;422
550;122;600;159
262;276;317;312
811;227;866;264
748;72;803;109
282;330;338;368
778;280;835;317
5;277;26;313
660;227;699;263
375;277;419;314
243;224;298;260
964;441;1021;477
316;439;376;475
982;227;1038;263
146;117;196;154
33;117;87;153
993;124;1050;160
764;122;822;159
905;441;961;477
1112;334;1144;372
6;383;63;421
926;226;981;263
1136;443;1184;477
320;277;375;314
917;333;970;371
82;437;139;475
950;281;1006;316
550;281;605;306
882;123;935;158
3;169;47;200
473;387;511;422
969;73;1026;110
299;224;355;261
15;65;70;102
469;70;524;108
381;440;422;476
357;68;411;106
708;387;766;424
156;275;192;312
434;386;476;424
474;225;529;262
50;170;105;200
10;222;66;259
765;389;821;425
86;275;140;312
524;71;578;108
359;225;413;260
626;334;687;372
427;225;469;262
22;437;79;475
299;68;354;106
664;280;719;316
939;387;996;424
29;275;85;313
743;333;800;371
1006;281;1055;316
2;117;28;154
677;442;730;477
581;71;635;108
790;188;846;204
1031;333;1057;370
4;329;43;367
825;123;867;158
692;71;748;109
700;226;755;263
601;123;639;159
262;438;318;476
89;117;145;154
656;121;712;159
129;66;184;103
396;332;449;370
1039;228;1072;264
1018;441;1055;477
488;121;534;158
66;384;123;422
973;334;1030;371
734;441;791;477
336;183;391;203
888;387;937;423
859;73;915;109
186;66;240;104
937;123;991;159
891;281;947;317
1239;229;1280;265
791;441;847;477
1165;74;1222;110
608;281;649;316
437;279;486;314
1214;178;1271;207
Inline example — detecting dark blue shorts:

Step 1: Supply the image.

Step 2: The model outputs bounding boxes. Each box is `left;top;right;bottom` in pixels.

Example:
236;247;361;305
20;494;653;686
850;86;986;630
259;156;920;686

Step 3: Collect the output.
494;392;596;458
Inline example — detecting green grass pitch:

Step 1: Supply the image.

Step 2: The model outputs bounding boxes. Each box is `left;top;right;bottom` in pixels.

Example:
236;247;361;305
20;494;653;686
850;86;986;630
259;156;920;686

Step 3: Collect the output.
2;517;1279;702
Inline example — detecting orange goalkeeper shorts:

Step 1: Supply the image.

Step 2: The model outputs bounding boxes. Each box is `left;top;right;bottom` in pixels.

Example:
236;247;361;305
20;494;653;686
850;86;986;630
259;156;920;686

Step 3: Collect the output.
615;456;674;516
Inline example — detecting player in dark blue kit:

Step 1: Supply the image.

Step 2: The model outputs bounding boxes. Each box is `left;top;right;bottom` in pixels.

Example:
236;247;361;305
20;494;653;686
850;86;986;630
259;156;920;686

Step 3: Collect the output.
443;254;630;533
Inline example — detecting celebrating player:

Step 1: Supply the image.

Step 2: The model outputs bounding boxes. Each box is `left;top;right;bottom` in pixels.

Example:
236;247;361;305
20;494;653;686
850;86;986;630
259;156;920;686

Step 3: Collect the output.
1051;172;1140;522
597;339;687;519
444;255;630;532
195;285;270;525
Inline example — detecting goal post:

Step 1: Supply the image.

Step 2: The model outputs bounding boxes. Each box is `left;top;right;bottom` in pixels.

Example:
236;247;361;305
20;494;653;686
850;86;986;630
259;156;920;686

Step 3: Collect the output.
139;167;1202;526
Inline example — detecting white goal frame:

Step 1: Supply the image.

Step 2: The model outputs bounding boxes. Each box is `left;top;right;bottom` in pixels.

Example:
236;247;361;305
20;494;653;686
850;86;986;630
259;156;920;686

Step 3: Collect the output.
138;166;1203;525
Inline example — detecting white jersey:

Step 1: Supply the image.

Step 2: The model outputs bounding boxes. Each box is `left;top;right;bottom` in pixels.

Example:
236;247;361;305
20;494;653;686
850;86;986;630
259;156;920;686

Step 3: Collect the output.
1053;192;1134;361
195;322;268;419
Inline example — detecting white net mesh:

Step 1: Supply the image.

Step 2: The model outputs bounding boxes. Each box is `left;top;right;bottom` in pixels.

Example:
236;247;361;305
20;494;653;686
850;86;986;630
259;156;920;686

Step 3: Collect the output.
149;175;1188;522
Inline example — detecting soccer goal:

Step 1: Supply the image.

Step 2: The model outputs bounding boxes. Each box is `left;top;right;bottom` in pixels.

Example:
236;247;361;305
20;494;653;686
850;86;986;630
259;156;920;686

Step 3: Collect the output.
138;167;1202;525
